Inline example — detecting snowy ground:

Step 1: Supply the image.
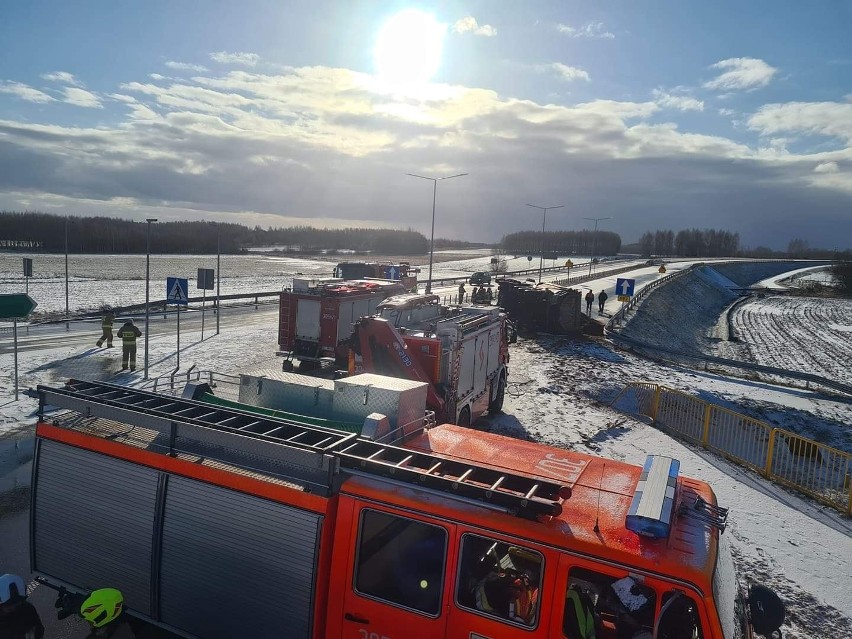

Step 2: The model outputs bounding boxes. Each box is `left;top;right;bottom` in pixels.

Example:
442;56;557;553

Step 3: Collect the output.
1;256;850;638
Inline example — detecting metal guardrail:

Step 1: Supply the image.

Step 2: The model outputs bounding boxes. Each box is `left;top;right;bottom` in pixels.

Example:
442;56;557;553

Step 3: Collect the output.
615;383;852;516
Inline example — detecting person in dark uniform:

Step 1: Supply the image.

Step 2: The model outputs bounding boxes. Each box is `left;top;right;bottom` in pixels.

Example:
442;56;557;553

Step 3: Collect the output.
0;573;44;639
458;282;466;303
96;307;115;348
585;290;594;314
598;290;608;314
117;320;142;371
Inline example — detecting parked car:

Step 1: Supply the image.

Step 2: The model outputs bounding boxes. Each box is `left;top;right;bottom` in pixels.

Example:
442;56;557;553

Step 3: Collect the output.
470;271;491;285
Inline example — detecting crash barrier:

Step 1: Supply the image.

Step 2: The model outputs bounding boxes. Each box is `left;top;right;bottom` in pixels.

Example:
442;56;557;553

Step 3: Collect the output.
615;383;852;516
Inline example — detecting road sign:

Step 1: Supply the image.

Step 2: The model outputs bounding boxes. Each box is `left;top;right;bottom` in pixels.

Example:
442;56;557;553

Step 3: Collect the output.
658;265;667;274
167;277;189;305
618;295;631;302
565;260;573;268
0;293;37;320
23;258;33;277
527;255;533;262
383;265;400;280
616;278;636;297
197;268;215;290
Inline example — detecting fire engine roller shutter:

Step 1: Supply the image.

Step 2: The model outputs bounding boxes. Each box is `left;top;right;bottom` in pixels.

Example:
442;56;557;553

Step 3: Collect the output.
32;440;159;615
158;475;321;639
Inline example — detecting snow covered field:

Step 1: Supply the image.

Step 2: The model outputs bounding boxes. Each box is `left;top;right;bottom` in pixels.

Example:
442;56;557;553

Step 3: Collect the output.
1;255;851;638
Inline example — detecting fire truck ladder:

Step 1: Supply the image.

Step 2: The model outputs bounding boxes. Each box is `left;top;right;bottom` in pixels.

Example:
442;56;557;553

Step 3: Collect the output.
36;379;568;519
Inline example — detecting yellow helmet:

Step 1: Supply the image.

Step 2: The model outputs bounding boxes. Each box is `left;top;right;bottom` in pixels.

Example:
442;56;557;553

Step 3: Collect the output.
80;588;123;628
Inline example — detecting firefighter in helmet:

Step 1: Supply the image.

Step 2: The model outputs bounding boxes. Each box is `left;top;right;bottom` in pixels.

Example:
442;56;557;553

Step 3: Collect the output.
117;319;142;371
0;573;45;639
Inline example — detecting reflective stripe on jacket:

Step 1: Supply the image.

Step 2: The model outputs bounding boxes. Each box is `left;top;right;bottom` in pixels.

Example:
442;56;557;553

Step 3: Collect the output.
102;314;114;329
566;588;596;639
118;324;141;345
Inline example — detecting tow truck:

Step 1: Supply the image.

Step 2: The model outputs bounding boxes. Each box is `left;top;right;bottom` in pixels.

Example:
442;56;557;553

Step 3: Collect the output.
29;375;784;639
350;294;510;426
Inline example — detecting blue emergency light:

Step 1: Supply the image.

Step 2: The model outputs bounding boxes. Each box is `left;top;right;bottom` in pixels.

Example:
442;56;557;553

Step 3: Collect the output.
626;455;680;539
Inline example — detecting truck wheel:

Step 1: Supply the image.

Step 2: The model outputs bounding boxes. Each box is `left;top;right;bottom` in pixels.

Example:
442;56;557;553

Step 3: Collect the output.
489;374;506;414
298;360;317;373
282;360;294;372
457;406;472;428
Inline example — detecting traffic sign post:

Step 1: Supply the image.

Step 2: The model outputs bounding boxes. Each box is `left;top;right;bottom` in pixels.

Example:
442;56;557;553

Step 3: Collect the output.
23;258;33;295
0;293;38;401
197;269;214;341
167;278;189;370
615;278;636;322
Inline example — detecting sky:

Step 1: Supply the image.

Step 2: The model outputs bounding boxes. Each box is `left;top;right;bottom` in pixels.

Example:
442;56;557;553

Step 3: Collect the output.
1;0;851;249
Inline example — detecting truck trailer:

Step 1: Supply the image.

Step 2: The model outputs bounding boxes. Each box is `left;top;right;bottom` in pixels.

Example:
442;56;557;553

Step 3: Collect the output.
29;377;784;639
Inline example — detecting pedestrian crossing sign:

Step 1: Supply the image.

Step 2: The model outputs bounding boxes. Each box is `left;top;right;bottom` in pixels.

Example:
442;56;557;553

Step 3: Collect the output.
167;277;189;305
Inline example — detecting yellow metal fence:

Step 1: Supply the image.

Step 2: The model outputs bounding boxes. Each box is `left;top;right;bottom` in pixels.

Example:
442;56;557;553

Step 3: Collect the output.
619;383;852;516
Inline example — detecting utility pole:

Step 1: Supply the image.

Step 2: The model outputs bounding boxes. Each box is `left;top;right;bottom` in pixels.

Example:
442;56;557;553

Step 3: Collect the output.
526;204;565;283
584;217;611;277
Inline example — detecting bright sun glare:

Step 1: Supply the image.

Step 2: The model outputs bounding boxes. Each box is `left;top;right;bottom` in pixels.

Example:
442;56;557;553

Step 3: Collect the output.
374;9;445;85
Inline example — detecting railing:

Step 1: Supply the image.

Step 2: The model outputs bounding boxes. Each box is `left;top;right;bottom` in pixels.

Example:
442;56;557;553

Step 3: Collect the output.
614;383;852;516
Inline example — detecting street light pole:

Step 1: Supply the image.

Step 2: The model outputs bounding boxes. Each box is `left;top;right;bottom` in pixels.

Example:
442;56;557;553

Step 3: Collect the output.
407;172;468;293
526;204;565;283
144;218;158;380
583;216;611;277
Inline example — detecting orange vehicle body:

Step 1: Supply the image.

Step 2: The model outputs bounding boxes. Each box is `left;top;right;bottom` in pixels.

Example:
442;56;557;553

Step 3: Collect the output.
33;414;745;639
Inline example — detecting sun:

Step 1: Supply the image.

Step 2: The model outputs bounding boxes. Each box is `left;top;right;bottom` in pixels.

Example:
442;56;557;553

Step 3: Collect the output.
374;9;445;85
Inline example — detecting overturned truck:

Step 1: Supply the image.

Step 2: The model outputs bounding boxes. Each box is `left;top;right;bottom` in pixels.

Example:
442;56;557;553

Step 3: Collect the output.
496;279;586;333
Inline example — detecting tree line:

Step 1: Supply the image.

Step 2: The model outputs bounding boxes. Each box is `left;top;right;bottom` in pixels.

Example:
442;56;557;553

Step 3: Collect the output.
500;230;622;257
635;228;740;258
0;212;428;255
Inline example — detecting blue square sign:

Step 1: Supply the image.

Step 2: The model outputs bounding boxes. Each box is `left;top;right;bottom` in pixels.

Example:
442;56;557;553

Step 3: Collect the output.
616;278;635;297
167;277;189;305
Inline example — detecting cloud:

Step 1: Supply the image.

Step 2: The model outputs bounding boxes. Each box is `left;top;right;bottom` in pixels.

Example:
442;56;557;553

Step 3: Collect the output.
210;51;260;67
749;101;852;142
40;71;82;86
165;61;209;72
704;57;778;91
0;65;850;249
0;81;55;103
814;161;839;174
544;63;591;82
555;22;614;39
652;90;704;112
62;87;103;109
452;16;497;37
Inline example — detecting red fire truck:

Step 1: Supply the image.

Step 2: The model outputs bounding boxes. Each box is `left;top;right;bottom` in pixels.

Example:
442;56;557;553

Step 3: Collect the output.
29;377;785;639
278;278;407;370
350;294;510;426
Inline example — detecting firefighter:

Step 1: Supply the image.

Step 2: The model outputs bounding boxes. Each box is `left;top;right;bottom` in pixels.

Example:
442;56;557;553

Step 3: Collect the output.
79;588;135;639
458;282;466;303
117;319;142;371
486;287;494;304
564;584;598;639
0;573;44;639
96;307;115;348
585;290;594;314
598;289;608;315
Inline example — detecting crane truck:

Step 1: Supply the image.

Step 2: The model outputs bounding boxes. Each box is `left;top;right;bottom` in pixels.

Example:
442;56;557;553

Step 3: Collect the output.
29;375;785;639
349;294;510;426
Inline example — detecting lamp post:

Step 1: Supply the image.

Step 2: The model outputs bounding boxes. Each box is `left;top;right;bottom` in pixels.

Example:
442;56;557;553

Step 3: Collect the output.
407;172;468;293
526;204;565;283
144;218;158;380
583;216;611;277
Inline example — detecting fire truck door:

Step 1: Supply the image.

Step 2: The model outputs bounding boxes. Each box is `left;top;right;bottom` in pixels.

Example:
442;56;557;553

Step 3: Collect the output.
296;300;321;339
341;502;456;639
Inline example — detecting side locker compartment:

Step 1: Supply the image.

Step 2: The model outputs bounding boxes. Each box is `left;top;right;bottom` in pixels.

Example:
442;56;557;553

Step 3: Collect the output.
158;476;323;639
31;440;160;616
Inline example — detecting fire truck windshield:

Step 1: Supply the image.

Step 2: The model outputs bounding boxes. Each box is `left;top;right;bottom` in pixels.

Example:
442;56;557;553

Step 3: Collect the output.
712;532;747;639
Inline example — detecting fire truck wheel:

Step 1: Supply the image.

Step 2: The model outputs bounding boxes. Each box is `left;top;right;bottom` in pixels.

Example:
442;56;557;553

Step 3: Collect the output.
457;407;472;428
489;374;506;414
298;360;317;373
282;361;294;372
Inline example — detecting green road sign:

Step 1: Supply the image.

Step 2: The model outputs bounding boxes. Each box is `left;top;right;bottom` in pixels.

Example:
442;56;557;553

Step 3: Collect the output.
0;293;37;320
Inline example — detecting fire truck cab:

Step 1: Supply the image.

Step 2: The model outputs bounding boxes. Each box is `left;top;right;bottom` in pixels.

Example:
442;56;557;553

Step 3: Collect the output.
29;378;783;639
